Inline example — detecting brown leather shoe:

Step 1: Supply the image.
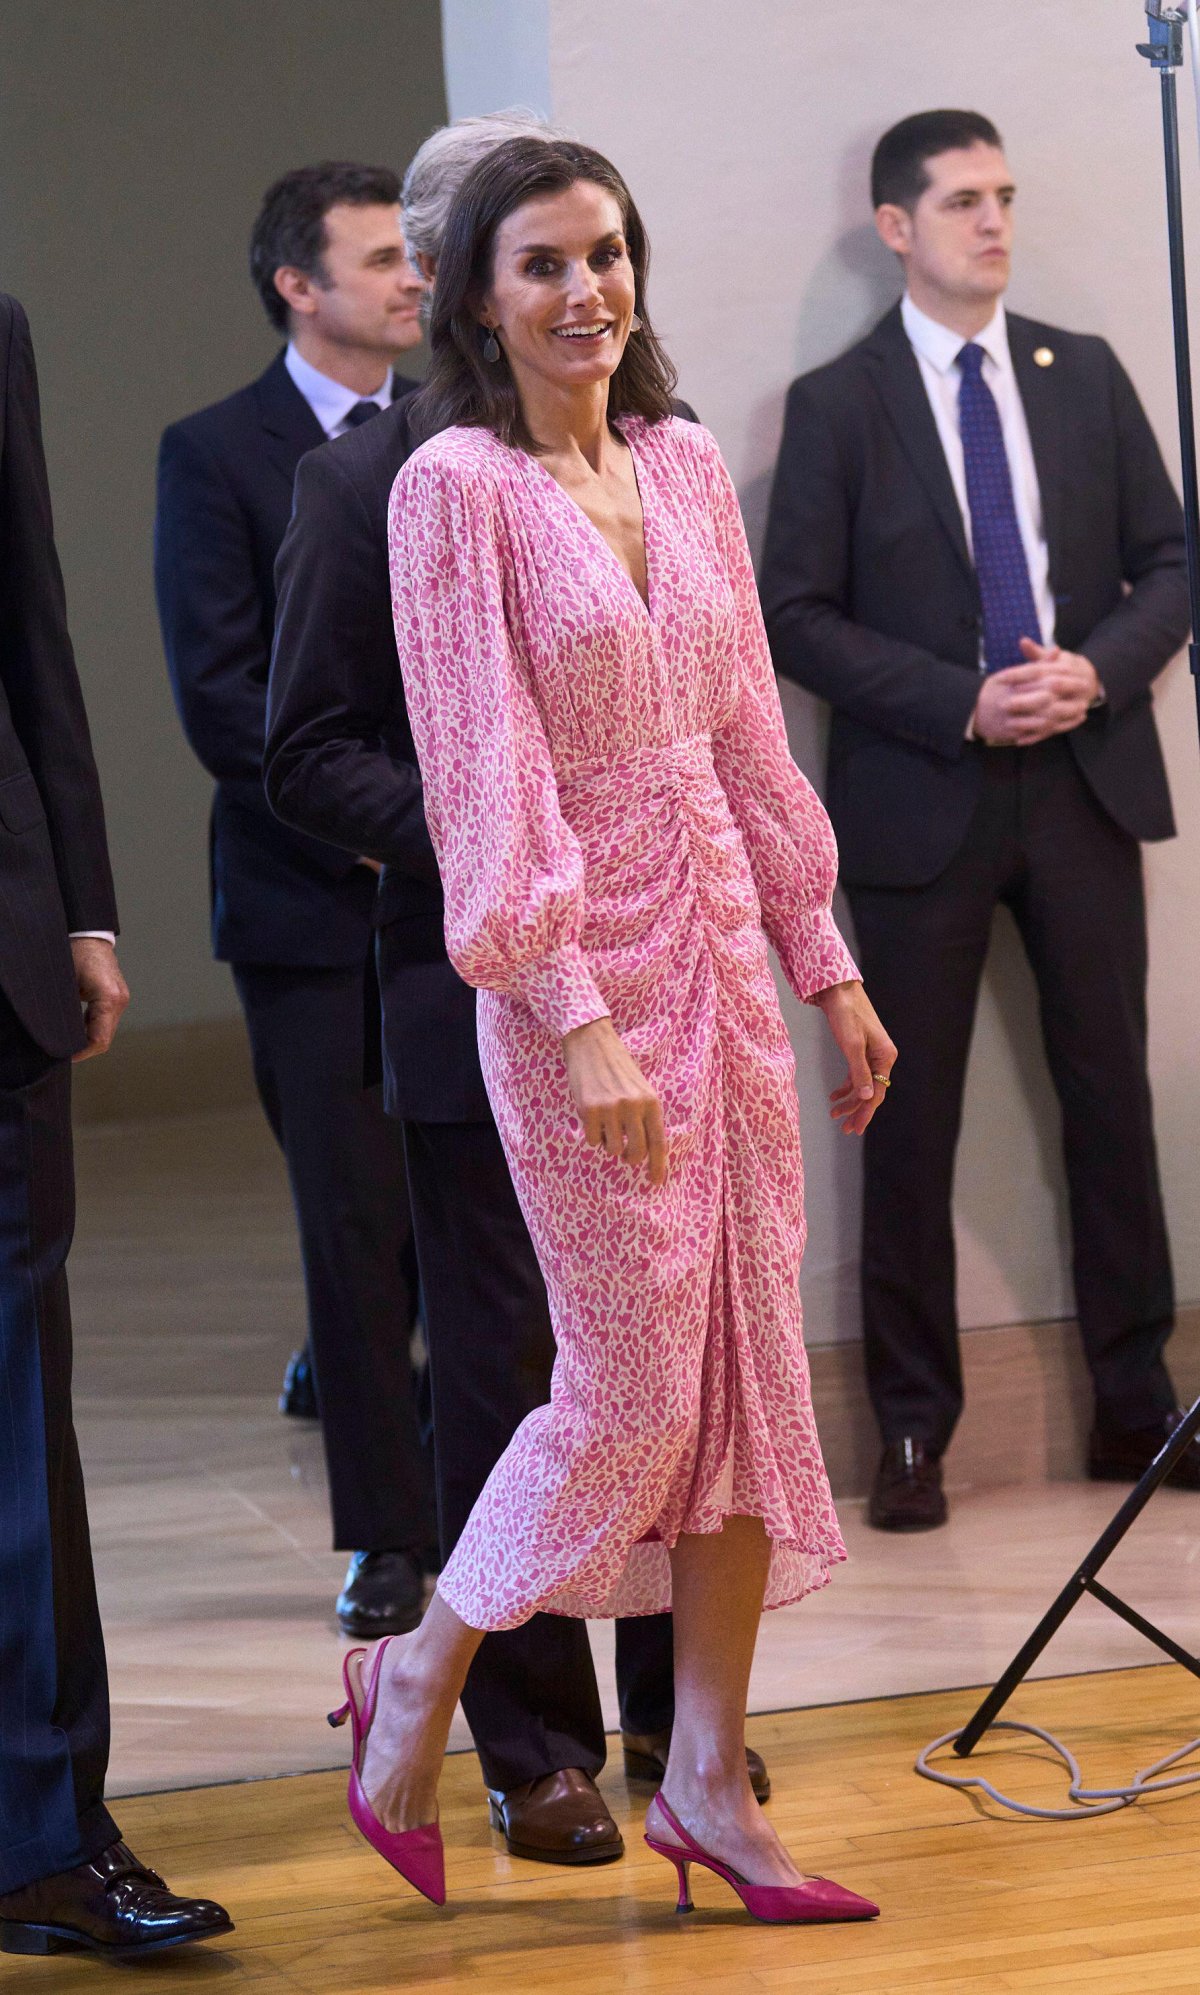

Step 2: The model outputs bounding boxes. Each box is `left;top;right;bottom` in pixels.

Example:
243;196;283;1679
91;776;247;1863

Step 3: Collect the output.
1089;1410;1200;1490
867;1439;947;1531
621;1730;772;1803
0;1841;233;1959
487;1768;624;1864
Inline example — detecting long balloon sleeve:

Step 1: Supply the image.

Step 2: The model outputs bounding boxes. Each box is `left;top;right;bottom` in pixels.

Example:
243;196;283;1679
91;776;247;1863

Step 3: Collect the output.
388;444;610;1041
703;432;860;1002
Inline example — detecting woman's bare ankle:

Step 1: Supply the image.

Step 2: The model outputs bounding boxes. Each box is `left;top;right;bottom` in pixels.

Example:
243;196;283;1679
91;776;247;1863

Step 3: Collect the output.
662;1752;755;1811
375;1632;439;1712
378;1601;476;1722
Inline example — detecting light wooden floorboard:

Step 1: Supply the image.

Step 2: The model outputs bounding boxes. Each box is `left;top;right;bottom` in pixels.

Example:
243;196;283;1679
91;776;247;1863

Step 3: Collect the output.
12;1664;1200;1993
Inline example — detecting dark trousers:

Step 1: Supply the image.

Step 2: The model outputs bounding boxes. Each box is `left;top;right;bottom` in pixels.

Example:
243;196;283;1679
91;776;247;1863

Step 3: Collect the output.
0;996;118;1895
232;963;433;1553
402;1117;675;1791
847;739;1176;1455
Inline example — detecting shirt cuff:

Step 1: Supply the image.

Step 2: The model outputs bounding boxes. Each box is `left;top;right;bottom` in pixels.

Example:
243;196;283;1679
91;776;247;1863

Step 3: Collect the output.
511;941;610;1040
69;931;116;946
779;909;861;1004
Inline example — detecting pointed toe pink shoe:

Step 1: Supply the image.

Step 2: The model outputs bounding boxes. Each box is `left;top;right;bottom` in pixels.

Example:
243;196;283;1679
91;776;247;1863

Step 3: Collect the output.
327;1640;446;1906
644;1795;878;1924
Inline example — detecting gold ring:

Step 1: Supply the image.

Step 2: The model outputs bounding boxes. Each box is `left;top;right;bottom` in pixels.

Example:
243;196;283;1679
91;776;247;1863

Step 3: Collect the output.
872;1073;891;1089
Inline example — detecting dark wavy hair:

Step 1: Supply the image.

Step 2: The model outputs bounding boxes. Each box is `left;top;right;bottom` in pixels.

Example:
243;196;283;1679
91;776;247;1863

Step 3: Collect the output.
409;137;677;451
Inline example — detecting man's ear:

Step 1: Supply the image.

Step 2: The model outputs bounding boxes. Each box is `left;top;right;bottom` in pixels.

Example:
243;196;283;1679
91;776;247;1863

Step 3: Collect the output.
273;264;317;320
874;203;912;257
416;251;437;283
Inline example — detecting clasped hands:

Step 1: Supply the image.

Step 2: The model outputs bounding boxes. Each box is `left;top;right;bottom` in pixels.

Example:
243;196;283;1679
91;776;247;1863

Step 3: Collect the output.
562;980;896;1185
971;639;1101;748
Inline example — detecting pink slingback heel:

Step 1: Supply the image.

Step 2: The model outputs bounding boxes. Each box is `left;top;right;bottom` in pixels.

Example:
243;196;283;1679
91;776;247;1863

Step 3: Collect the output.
644;1794;878;1924
327;1639;446;1906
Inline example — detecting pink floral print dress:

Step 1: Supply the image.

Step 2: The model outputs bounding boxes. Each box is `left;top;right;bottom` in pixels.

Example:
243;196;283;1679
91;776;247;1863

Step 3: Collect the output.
388;414;856;1629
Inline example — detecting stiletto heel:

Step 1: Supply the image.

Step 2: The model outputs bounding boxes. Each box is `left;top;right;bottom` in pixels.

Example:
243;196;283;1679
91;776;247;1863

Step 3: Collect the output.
670;1857;694;1913
330;1640;446;1905
645;1796;877;1925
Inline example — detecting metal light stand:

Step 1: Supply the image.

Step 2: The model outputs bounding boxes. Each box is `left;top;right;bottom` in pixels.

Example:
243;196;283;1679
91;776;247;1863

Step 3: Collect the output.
953;0;1200;1762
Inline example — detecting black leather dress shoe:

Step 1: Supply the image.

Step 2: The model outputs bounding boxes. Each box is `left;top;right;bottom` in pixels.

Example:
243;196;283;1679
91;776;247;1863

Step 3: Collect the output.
621;1729;772;1803
279;1345;319;1420
487;1768;624;1864
1089;1410;1200;1490
336;1549;424;1636
867;1439;948;1531
0;1841;232;1959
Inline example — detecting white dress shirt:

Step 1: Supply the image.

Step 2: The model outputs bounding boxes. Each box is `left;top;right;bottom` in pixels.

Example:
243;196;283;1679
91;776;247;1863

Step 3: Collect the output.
900;292;1056;661
284;342;393;438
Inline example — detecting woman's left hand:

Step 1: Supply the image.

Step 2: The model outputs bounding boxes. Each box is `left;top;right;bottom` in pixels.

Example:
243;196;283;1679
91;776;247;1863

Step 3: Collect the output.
813;980;896;1136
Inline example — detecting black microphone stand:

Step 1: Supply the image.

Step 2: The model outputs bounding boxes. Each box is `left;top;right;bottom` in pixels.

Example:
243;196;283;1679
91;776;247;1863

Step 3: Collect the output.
952;0;1200;1761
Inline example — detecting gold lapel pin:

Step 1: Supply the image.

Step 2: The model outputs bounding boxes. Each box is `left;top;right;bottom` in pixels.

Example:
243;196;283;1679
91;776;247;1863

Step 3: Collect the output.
1033;346;1055;368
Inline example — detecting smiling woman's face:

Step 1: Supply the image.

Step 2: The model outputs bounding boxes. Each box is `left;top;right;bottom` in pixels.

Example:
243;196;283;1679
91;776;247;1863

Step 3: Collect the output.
478;179;637;399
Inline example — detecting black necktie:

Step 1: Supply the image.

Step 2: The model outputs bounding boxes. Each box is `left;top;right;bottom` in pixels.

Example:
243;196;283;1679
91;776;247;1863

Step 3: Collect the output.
343;399;383;429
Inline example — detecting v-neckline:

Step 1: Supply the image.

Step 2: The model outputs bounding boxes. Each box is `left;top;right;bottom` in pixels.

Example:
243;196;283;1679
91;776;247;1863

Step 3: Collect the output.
523;420;654;621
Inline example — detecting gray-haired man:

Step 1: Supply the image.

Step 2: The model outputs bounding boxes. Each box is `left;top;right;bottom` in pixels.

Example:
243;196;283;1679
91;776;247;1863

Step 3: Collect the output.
265;111;771;1864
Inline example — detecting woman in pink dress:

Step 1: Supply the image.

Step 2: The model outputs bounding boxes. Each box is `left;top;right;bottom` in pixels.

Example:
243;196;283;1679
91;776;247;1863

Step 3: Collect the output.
329;137;894;1924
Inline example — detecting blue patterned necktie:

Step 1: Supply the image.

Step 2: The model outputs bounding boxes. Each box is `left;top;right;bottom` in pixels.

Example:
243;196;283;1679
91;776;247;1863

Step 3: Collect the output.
343;399;383;428
956;342;1041;672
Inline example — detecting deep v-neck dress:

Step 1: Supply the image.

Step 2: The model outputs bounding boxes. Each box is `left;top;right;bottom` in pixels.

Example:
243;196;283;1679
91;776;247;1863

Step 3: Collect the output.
388;414;856;1627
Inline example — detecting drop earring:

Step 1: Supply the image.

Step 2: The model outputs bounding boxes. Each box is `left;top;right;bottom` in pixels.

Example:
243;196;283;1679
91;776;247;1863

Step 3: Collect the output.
629;313;644;333
482;326;501;363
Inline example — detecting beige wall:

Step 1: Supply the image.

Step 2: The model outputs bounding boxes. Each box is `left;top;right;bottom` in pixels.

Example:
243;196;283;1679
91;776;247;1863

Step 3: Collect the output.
533;0;1200;1338
0;1;446;1030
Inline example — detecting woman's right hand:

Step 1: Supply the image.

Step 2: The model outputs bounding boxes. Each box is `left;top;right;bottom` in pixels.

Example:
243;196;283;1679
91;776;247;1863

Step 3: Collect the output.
562;1016;667;1185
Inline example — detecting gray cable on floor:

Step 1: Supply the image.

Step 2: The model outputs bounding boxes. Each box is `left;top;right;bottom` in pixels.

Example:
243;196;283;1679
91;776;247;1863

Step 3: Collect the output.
915;1720;1200;1820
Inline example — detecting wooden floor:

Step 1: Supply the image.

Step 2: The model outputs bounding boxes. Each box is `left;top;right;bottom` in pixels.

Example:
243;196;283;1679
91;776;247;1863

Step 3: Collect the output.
22;1664;1200;1993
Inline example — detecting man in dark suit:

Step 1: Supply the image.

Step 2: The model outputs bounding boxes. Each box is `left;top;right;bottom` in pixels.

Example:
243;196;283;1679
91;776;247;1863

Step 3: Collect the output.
0;294;231;1960
265;112;770;1866
762;108;1196;1531
155;163;434;1636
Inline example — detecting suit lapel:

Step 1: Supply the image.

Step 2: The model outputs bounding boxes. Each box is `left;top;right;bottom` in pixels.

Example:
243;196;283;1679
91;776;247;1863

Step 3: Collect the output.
254;351;327;487
1007;314;1065;587
863;305;973;579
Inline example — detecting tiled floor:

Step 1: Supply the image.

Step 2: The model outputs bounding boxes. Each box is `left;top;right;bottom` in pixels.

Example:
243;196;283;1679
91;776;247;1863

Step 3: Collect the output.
71;1108;1200;1798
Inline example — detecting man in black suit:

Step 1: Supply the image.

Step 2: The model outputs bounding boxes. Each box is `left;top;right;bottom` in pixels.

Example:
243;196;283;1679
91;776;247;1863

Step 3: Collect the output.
0;294;231;1960
762;109;1196;1531
265;111;770;1866
155;163;434;1635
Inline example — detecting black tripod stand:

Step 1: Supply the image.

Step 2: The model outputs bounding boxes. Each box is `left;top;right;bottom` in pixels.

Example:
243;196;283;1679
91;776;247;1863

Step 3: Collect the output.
953;0;1200;1765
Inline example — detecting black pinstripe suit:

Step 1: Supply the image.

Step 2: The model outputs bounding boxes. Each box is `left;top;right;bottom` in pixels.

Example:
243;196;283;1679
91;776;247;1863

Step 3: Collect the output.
0;294;122;1895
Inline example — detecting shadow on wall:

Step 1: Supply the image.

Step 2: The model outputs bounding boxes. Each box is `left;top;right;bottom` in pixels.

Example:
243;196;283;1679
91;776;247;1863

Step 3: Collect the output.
743;223;900;547
740;131;902;558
